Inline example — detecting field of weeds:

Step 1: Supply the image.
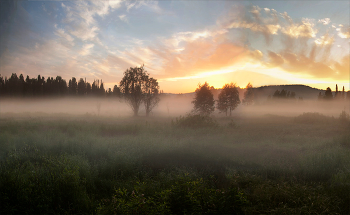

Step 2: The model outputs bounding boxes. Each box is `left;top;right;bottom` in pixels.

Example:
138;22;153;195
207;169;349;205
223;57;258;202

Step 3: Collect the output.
1;113;350;214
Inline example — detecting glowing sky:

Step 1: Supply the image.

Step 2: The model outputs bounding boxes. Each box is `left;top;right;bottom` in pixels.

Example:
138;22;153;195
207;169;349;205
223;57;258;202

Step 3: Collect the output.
0;0;349;93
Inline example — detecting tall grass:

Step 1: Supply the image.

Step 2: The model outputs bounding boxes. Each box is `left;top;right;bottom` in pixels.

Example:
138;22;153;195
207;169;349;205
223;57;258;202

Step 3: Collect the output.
0;113;349;214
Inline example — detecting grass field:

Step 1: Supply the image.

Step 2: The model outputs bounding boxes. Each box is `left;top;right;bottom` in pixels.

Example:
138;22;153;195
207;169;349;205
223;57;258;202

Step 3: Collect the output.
1;111;350;214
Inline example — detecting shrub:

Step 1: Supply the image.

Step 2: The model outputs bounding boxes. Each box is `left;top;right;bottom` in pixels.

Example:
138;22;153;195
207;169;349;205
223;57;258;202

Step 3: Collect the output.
98;174;248;215
294;112;331;124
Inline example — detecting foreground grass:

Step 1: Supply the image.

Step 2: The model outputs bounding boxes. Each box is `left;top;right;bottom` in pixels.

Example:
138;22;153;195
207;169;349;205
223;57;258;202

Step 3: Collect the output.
0;113;350;214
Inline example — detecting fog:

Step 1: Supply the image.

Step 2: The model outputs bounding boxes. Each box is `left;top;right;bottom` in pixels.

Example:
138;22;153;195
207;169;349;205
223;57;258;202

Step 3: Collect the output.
1;95;350;214
0;95;349;118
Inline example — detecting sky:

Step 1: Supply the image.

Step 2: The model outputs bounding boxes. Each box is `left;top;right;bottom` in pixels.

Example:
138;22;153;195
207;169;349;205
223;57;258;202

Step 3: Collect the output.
0;0;349;93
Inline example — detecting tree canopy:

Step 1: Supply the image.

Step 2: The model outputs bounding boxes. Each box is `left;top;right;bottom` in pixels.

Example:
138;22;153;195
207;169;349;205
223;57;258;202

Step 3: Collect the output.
143;77;160;116
242;82;254;105
119;65;160;116
217;83;240;116
192;82;215;116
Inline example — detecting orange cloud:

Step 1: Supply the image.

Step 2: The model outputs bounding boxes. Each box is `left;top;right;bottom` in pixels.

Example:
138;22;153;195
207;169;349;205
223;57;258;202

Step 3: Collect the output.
334;55;350;79
157;38;252;79
267;51;284;67
281;18;317;38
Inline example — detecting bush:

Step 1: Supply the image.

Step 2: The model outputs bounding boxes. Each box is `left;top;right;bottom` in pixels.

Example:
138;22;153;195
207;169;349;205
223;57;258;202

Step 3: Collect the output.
172;114;218;128
294;112;331;124
0;146;93;214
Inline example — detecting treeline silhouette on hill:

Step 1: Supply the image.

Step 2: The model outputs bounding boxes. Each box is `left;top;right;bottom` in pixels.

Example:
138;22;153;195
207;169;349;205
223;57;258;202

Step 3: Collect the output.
0;73;121;97
317;85;348;101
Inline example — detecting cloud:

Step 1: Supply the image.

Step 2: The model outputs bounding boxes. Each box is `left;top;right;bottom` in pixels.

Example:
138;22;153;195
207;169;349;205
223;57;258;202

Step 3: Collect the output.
314;34;334;46
119;14;128;22
267;51;284;67
54;27;74;46
281;18;317;38
1;39;78;78
336;25;350;38
334;55;350;79
164;29;227;49
318;18;330;25
218;5;281;44
109;0;122;10
125;0;163;14
152;35;256;79
260;50;348;80
61;0;123;43
72;26;99;41
80;43;95;56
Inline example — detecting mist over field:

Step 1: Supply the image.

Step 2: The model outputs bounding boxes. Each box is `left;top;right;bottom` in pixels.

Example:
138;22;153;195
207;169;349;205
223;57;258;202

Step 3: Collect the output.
1;87;350;214
1;94;349;118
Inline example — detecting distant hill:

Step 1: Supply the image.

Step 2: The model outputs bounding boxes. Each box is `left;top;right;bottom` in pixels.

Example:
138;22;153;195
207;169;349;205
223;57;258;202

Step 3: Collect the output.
252;84;325;101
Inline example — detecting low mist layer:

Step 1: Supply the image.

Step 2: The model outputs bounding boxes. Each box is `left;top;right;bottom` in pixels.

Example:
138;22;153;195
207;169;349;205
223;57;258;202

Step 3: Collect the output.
1;95;349;118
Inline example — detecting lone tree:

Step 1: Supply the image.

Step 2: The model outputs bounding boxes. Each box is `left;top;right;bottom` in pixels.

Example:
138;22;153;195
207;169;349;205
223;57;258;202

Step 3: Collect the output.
192;82;215;115
217;83;240;116
143;77;160;116
119;65;160;116
242;82;254;105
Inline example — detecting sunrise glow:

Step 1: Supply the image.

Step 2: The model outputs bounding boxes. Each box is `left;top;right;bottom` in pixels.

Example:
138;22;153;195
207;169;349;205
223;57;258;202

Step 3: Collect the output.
0;1;349;93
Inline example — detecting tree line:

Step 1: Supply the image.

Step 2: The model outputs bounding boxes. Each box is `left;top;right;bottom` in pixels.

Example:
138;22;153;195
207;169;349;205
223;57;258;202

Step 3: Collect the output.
0;66;161;117
0;73;121;97
318;85;349;100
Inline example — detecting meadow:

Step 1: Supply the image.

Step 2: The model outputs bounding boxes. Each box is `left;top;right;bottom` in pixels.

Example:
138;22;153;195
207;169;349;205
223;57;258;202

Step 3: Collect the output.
0;103;350;214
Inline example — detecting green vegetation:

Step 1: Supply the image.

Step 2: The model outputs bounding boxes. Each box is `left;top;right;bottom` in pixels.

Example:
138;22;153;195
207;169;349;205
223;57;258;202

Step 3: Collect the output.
0;113;350;214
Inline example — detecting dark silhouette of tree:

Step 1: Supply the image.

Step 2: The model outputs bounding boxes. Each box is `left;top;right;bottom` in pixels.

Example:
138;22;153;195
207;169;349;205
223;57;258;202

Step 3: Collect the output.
279;89;287;98
68;77;77;96
19;74;25;96
192;82;215;116
324;87;333;100
100;80;105;96
120;65;157;116
342;86;345;99
335;84;339;99
113;85;121;97
78;78;86;96
8;73;20;96
45;77;54;96
106;88;112;97
34;75;43;96
271;89;296;100
0;75;5;96
217;83;240;116
143;77;160;116
273;89;280;98
86;82;92;95
242;82;254;105
55;76;67;96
